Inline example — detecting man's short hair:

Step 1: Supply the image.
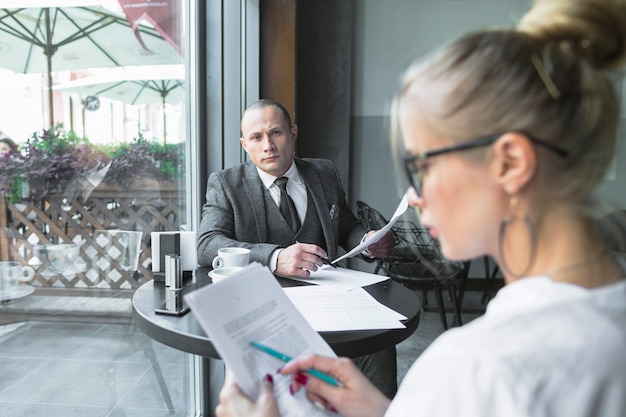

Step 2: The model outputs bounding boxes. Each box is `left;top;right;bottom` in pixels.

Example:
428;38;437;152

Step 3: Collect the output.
243;99;292;127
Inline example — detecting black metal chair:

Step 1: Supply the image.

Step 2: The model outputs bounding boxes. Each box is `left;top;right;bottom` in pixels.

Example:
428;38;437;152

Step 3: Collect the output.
356;200;469;329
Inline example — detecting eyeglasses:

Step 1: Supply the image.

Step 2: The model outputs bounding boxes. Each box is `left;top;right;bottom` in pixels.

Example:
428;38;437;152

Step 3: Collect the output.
403;133;568;197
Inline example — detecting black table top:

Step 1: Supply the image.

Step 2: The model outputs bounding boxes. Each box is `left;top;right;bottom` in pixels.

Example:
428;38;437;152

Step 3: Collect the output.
132;266;421;358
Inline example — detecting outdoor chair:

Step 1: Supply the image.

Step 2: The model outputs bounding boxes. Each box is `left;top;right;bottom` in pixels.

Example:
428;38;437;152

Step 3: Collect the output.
356;200;469;329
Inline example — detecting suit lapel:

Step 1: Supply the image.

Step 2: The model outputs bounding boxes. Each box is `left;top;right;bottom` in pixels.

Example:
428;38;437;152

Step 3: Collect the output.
296;159;337;258
242;162;269;243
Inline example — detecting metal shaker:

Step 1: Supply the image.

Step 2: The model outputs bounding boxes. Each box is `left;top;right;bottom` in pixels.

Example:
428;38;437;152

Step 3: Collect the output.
165;254;182;289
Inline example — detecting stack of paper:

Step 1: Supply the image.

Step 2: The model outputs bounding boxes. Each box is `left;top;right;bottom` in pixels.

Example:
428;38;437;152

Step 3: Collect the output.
284;285;406;331
185;263;337;416
288;264;389;290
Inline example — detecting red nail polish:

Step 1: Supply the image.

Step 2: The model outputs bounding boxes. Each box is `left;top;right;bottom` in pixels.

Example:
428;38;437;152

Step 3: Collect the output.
329;406;339;414
294;372;309;385
289;384;295;395
263;374;273;384
276;366;284;373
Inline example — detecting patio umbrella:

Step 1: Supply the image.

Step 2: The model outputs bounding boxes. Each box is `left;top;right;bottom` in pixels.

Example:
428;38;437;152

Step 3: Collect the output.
55;64;184;142
0;1;182;128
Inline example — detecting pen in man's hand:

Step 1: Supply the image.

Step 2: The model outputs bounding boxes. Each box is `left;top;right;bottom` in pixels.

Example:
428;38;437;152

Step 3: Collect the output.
321;257;337;268
294;241;337;268
250;341;344;387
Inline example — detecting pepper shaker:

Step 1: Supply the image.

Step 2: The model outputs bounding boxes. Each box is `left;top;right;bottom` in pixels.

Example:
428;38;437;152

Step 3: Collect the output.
165;253;182;290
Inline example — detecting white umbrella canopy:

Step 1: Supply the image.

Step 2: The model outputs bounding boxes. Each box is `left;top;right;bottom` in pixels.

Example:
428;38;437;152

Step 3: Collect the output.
0;0;182;127
55;64;184;105
55;64;184;142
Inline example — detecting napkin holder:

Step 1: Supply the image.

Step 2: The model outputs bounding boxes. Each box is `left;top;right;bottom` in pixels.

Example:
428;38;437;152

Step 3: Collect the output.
151;231;196;282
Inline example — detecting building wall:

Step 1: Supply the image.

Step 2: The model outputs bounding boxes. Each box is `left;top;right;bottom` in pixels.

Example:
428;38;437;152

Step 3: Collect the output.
349;0;532;216
349;0;626;217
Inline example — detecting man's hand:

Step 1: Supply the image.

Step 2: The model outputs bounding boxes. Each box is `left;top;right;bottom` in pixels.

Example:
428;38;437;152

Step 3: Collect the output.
275;242;327;278
364;230;394;258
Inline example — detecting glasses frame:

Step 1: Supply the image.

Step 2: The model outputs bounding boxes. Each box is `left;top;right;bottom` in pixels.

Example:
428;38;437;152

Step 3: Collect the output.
404;132;568;197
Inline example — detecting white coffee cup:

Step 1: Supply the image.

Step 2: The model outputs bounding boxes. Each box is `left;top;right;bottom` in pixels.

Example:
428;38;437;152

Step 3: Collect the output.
34;243;80;273
212;247;251;269
0;261;34;295
210;266;244;282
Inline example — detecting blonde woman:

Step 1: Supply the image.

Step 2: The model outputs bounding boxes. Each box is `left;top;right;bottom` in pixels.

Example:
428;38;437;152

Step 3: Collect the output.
217;0;626;416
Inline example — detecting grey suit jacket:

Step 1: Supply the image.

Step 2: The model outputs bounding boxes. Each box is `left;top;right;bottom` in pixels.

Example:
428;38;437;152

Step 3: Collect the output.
197;157;366;266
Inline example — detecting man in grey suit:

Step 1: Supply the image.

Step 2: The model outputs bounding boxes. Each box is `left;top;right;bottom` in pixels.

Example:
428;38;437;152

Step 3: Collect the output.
197;99;397;398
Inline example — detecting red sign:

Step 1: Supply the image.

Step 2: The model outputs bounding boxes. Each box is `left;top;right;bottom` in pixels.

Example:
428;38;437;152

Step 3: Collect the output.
118;0;182;55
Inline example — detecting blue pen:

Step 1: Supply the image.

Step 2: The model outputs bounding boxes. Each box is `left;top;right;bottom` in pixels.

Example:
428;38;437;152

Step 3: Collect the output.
250;341;344;387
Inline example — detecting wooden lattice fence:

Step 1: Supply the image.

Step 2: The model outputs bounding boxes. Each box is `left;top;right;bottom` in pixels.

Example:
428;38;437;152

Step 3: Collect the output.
0;180;183;290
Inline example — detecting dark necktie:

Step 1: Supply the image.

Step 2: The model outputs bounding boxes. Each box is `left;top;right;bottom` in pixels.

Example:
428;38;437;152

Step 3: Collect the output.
275;177;301;233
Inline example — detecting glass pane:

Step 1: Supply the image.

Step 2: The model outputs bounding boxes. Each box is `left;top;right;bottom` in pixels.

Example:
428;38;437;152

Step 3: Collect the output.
0;1;194;414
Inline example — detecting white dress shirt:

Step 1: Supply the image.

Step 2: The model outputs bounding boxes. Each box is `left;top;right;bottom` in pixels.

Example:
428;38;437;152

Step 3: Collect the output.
256;162;307;224
387;276;626;417
257;162;307;272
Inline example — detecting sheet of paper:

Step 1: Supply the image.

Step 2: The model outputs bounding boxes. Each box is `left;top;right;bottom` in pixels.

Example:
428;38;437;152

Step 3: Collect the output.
285;265;389;290
333;193;409;264
284;286;406;331
184;263;336;417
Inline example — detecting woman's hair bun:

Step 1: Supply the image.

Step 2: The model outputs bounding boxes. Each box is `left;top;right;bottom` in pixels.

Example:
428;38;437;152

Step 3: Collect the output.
517;0;626;71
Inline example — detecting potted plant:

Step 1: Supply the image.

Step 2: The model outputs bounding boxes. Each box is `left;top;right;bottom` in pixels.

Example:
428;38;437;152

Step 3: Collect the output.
0;126;185;203
103;134;184;191
20;126;111;203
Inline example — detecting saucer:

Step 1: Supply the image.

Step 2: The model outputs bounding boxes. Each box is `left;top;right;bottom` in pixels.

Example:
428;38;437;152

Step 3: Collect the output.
208;270;235;282
208;270;220;281
0;285;35;301
209;267;243;283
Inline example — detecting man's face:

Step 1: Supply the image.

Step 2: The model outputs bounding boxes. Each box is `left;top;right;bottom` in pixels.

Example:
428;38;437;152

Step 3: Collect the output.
240;106;298;177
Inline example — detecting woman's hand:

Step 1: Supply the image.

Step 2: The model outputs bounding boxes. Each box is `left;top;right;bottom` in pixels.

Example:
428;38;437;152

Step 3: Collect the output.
216;371;280;417
280;355;391;417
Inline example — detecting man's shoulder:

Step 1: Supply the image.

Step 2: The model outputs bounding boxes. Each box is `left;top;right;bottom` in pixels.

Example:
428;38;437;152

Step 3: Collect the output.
295;158;341;189
210;162;253;181
296;157;335;171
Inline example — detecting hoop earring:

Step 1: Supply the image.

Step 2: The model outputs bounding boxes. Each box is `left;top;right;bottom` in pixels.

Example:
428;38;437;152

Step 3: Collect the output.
498;196;537;279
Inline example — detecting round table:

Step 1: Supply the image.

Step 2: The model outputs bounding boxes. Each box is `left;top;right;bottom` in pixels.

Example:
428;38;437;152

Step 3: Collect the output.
132;266;421;416
133;266;421;358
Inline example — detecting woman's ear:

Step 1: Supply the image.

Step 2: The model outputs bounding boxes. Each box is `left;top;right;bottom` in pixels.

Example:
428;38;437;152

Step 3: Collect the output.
491;132;537;195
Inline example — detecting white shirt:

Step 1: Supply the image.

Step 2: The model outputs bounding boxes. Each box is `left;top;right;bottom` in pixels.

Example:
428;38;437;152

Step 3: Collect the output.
387;276;626;417
257;162;307;272
256;162;307;224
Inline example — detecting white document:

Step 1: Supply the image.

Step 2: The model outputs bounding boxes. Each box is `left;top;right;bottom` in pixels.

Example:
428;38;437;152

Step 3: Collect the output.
333;193;409;264
184;263;336;417
284;286;407;331
287;265;389;290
